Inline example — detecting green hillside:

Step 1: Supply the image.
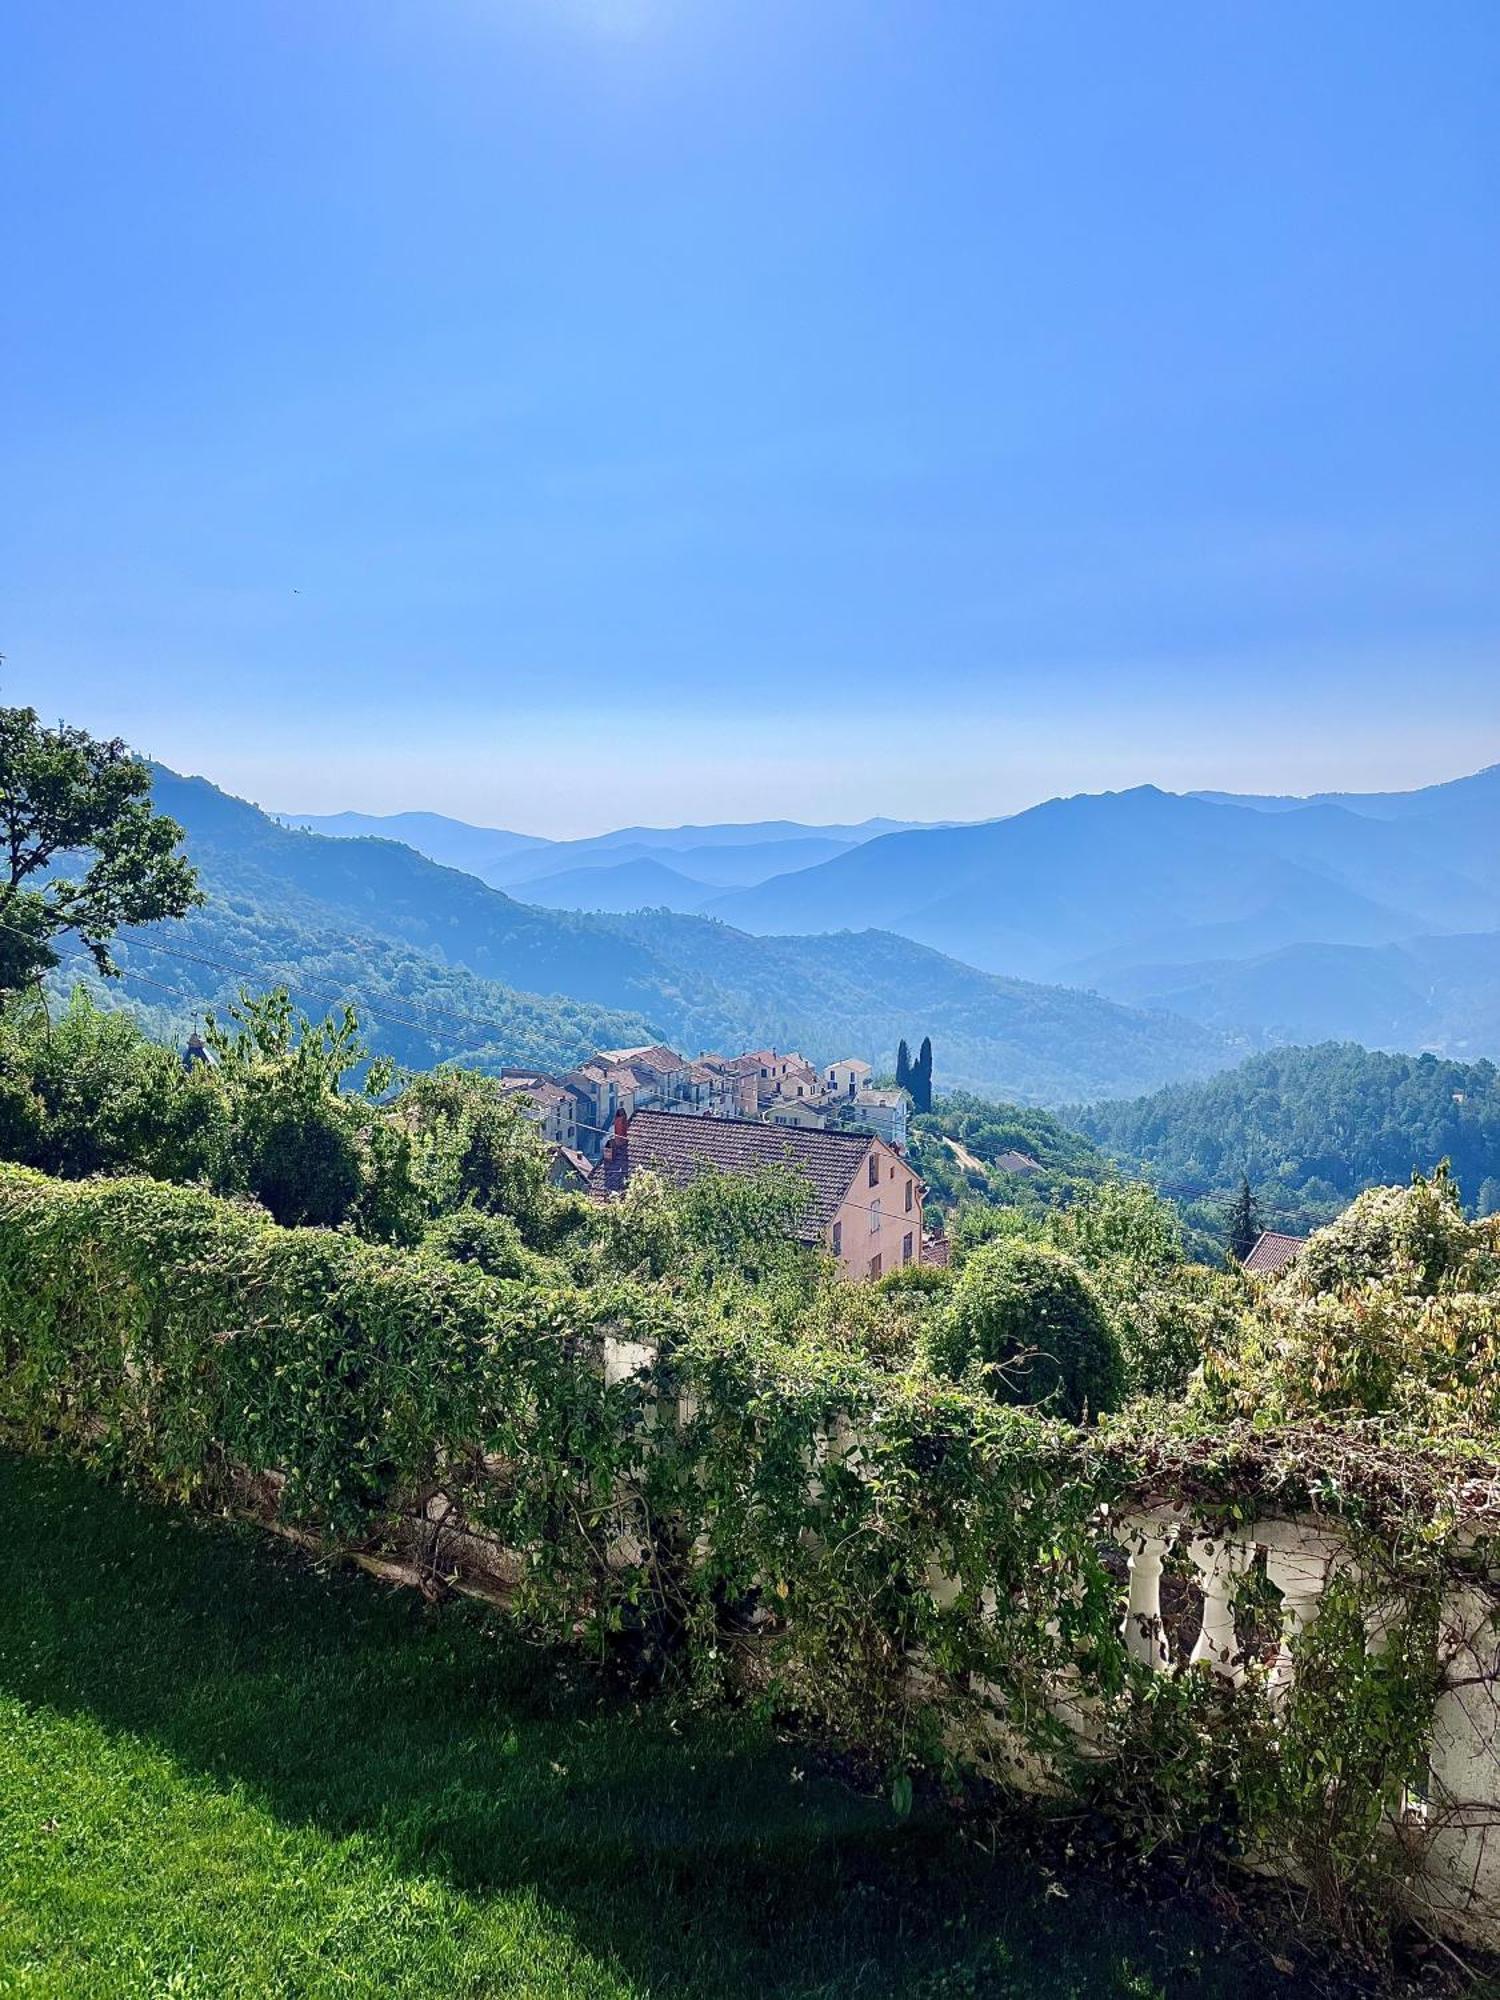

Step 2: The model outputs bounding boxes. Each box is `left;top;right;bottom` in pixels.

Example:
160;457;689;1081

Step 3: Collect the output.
1070;1042;1500;1233
92;769;1237;1103
57;899;658;1079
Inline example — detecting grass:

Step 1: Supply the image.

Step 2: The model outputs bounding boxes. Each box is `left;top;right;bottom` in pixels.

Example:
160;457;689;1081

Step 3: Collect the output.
0;1452;1295;1998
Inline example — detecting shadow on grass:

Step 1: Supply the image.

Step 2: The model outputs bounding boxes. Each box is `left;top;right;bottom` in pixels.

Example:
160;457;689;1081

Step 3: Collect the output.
0;1451;1278;1998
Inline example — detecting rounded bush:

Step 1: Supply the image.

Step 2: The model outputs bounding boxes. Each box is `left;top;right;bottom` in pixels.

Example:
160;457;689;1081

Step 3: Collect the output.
425;1205;533;1280
1290;1172;1481;1299
243;1101;363;1230
930;1237;1123;1422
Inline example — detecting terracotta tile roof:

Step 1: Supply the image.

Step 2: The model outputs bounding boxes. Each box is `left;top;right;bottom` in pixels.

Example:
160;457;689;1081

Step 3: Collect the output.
597;1043;687;1073
1243;1230;1307;1275
697;1052;770;1078
589;1110;876;1240
497;1076;571;1110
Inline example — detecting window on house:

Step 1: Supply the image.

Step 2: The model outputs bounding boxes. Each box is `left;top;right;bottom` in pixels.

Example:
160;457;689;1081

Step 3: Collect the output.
904;1179;913;1213
869;1198;881;1236
831;1221;842;1256
902;1232;914;1266
868;1253;882;1280
868;1153;879;1188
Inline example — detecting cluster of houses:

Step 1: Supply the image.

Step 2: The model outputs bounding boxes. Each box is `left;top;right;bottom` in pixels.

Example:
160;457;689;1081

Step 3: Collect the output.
495;1040;938;1282
496;1042;915;1169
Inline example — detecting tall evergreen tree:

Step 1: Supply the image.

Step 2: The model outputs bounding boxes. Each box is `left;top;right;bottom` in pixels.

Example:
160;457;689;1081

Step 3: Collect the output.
912;1036;934;1114
895;1039;911;1092
1226;1175;1261;1264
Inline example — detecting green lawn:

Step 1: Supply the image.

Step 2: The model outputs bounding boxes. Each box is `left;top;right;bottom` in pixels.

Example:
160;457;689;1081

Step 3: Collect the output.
0;1452;1287;1999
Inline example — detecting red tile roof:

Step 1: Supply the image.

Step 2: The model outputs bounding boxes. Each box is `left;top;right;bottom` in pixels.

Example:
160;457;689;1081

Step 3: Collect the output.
1243;1230;1307;1275
497;1076;572;1110
589;1110;877;1240
597;1043;688;1073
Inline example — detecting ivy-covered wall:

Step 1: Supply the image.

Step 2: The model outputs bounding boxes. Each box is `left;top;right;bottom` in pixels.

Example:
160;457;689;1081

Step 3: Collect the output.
2;1161;1496;1952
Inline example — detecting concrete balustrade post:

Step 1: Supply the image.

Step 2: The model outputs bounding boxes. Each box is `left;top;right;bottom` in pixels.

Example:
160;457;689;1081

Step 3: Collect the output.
601;1334;658;1568
602;1334;658;1390
1259;1519;1344;1698
1422;1585;1500;1943
925;1554;963;1611
1120;1512;1181;1671
1187;1531;1252;1681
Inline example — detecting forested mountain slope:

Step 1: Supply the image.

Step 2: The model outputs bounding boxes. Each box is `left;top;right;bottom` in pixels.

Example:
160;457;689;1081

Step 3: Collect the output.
595;911;1239;1102
906;1093;1110;1214
111;769;1238;1102
1097;932;1500;1057
1070;1043;1500;1228
69;900;658;1079
518;857;717;915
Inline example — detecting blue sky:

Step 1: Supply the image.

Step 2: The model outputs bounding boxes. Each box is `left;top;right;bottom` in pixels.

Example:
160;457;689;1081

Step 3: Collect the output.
4;1;1498;835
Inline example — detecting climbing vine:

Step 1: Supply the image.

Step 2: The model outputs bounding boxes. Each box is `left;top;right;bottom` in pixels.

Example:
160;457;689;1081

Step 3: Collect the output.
0;1160;1494;1954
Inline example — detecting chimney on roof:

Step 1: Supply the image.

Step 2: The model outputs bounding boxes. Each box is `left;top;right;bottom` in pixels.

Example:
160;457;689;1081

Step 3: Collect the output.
602;1107;629;1166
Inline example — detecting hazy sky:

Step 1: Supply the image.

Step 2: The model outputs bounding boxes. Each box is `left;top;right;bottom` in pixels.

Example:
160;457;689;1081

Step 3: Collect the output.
5;1;1498;835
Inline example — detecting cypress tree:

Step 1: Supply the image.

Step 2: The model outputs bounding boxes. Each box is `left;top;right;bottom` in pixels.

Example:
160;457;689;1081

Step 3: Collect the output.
895;1040;912;1092
913;1036;934;1114
1226;1175;1261;1264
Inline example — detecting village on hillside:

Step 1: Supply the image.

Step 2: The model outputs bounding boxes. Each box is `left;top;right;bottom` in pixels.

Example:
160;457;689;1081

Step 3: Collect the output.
497;1040;913;1167
495;1040;943;1280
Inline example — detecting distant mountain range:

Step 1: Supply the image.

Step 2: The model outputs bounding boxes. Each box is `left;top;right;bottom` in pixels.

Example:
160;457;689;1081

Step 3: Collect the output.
704;772;1500;965
104;770;1237;1103
692;766;1500;1062
283;807;932;912
1096;933;1500;1058
278;764;1500;1071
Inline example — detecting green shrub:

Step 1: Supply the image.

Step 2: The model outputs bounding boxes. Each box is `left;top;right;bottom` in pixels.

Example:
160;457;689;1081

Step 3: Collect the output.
425;1204;535;1281
236;1097;364;1229
875;1261;954;1298
1194;1171;1500;1426
1103;1265;1240;1400
0;1162;643;1585
929;1238;1124;1421
1289;1167;1491;1299
0;989;230;1184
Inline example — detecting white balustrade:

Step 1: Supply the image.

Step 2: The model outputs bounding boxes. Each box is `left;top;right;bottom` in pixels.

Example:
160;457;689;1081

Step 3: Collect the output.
1258;1518;1344;1697
1186;1531;1253;1681
1422;1585;1500;1944
1119;1509;1184;1671
583;1357;1500;1948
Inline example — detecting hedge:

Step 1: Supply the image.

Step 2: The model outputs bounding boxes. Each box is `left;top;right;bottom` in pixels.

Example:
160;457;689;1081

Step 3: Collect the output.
2;1161;1497;1946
